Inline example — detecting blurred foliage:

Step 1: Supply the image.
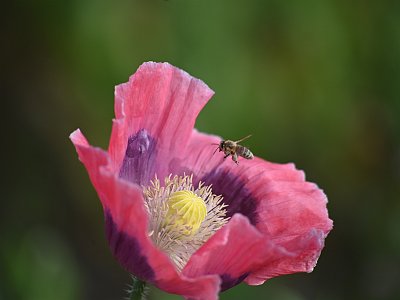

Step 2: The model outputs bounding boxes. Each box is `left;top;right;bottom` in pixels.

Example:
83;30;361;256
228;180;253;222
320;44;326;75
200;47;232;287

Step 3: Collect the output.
2;0;400;299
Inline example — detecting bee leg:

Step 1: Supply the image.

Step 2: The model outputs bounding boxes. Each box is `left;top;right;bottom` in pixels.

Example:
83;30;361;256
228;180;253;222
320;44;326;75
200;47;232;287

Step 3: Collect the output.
232;153;239;165
224;154;230;159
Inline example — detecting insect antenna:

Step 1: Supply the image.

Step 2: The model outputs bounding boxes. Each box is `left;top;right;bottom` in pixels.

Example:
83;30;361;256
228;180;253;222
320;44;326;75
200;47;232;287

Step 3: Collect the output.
212;147;219;155
211;143;220;155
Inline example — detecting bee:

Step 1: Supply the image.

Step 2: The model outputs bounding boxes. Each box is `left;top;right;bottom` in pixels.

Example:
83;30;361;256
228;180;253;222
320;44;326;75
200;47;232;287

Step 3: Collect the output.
212;135;254;165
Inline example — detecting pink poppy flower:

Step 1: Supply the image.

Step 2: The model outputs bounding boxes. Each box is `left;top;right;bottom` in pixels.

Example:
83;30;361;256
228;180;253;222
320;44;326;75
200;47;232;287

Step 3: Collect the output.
70;62;332;300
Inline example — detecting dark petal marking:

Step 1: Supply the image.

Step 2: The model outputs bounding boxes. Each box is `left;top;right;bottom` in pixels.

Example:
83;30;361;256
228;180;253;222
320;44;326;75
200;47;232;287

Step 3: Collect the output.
220;273;249;292
119;129;157;186
105;210;155;282
200;169;258;225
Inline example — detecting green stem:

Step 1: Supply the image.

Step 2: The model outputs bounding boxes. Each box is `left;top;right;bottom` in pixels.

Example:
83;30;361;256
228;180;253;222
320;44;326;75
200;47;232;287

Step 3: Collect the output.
128;276;147;300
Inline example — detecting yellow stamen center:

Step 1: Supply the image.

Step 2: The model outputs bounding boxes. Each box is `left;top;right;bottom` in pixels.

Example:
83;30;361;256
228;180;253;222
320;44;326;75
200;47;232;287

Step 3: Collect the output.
165;190;207;236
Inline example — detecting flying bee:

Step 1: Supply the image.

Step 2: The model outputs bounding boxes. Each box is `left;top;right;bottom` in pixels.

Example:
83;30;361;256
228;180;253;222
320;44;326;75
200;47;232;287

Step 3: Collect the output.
212;135;254;165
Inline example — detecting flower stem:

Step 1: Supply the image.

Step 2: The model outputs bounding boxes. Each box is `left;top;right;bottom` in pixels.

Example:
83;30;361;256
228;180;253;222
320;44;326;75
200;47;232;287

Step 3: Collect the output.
127;276;147;300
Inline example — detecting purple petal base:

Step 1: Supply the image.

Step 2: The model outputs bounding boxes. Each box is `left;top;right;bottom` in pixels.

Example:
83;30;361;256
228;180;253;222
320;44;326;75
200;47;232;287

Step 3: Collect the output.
220;273;249;292
200;169;258;225
105;210;156;282
119;129;157;186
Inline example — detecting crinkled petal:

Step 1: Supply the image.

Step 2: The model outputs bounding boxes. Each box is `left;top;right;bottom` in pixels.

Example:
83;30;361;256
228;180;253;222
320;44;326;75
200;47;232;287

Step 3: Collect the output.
239;160;332;285
70;129;221;300
108;62;214;186
245;228;327;285
183;214;289;291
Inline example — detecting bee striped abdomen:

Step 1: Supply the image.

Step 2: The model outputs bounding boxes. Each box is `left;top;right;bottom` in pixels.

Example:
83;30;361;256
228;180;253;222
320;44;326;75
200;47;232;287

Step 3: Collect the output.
237;146;254;159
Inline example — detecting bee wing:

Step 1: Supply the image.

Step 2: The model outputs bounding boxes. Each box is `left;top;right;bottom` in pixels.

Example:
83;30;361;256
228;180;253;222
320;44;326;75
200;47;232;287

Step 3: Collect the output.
235;134;252;143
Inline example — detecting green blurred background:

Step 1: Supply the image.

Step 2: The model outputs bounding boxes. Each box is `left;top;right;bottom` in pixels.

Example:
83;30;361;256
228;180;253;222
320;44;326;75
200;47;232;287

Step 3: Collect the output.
2;0;400;299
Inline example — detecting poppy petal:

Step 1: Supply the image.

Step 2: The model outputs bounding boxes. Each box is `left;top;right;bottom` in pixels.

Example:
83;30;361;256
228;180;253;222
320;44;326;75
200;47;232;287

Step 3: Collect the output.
182;214;287;291
70;129;221;300
245;228;327;285
108;62;215;185
240;161;332;284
